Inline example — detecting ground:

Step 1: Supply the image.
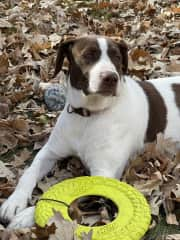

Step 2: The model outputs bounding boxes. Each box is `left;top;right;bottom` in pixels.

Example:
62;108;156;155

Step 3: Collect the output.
0;0;180;239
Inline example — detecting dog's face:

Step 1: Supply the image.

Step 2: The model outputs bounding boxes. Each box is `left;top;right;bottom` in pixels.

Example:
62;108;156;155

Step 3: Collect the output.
54;36;128;110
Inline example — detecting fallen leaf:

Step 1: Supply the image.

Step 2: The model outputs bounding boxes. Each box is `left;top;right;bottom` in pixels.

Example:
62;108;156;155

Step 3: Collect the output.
11;119;30;133
172;184;180;199
0;18;12;28
134;178;162;196
0;103;9;118
128;48;153;78
166;213;179;225
166;235;180;240
166;61;180;72
32;223;56;240
0;181;15;198
0;161;15;180
0;133;18;154
0;53;9;74
171;7;180;14
48;210;77;240
13;148;31;167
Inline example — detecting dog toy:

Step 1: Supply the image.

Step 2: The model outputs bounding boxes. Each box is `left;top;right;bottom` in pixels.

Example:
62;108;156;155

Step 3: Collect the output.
35;176;151;240
44;84;66;111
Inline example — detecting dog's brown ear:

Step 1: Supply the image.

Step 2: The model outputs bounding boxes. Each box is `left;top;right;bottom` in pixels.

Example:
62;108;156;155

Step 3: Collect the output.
54;38;76;77
118;40;128;74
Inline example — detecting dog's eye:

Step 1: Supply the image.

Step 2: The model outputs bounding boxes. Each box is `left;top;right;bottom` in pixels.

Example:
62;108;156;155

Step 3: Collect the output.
114;54;121;61
82;49;99;63
109;48;121;61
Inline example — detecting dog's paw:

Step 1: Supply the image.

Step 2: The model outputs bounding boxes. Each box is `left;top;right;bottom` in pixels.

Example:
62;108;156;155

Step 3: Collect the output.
8;206;35;229
0;192;28;224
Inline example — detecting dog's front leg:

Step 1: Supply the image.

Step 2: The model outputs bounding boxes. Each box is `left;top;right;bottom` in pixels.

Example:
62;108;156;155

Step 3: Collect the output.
0;145;58;224
0;115;71;225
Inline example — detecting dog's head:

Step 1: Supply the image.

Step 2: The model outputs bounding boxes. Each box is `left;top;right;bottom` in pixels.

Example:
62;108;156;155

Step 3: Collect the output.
54;36;128;110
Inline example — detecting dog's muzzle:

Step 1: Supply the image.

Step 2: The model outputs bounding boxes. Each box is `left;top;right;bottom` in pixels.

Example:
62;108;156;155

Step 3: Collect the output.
98;71;119;96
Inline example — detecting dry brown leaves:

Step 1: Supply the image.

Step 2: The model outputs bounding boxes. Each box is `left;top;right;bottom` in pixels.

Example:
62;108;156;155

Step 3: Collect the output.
0;0;180;239
124;133;180;238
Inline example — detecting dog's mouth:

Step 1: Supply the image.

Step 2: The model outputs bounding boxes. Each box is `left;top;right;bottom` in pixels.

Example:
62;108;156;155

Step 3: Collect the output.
96;89;117;97
84;89;117;97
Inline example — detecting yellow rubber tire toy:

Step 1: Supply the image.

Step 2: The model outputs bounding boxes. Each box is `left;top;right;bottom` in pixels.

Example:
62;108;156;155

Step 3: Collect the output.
35;176;151;240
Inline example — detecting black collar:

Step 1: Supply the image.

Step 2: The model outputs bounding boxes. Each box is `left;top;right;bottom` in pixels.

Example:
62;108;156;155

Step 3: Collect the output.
67;104;91;117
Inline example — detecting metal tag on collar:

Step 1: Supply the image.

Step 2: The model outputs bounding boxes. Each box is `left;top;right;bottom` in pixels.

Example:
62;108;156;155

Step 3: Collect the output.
67;104;74;114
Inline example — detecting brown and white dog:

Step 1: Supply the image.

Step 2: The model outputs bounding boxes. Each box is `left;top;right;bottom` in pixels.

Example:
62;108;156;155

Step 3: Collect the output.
0;35;180;228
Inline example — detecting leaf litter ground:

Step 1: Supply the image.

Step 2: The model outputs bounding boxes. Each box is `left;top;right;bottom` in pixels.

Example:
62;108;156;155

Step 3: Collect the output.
0;0;180;239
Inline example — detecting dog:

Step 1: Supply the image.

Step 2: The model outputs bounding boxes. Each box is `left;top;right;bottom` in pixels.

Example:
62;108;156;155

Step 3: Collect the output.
0;35;180;229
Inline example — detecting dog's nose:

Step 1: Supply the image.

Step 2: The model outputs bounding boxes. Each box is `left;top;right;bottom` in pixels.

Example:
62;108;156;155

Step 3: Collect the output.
101;72;118;86
99;71;118;96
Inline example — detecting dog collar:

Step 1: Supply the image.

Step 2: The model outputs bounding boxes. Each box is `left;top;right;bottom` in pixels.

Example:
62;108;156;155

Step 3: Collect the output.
67;104;91;117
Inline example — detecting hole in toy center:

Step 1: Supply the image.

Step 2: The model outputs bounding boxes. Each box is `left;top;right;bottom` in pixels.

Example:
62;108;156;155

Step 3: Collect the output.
68;195;118;227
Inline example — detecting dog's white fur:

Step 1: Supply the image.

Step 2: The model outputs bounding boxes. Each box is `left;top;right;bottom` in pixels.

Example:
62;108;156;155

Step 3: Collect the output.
0;37;180;228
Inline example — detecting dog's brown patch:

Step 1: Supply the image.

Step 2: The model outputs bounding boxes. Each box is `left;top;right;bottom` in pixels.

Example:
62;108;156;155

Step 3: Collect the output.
172;84;180;109
72;37;101;71
69;37;101;94
138;81;167;142
107;39;128;75
54;36;101;94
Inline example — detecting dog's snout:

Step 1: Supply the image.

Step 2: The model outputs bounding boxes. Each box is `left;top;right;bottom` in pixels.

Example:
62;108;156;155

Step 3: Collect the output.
101;72;118;86
98;71;118;96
